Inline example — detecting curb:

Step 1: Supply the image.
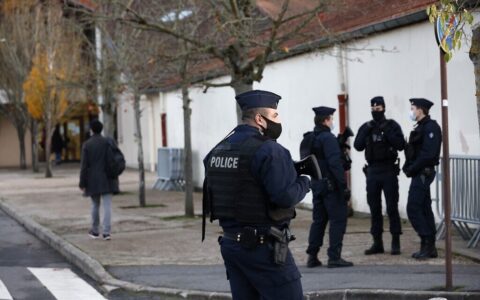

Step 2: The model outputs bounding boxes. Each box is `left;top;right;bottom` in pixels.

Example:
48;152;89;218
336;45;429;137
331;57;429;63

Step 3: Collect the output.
305;289;480;300
1;200;479;300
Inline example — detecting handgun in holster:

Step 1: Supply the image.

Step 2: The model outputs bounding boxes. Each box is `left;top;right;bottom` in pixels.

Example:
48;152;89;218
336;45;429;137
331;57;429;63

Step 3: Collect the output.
362;164;368;175
394;158;401;176
294;155;322;180
269;227;295;265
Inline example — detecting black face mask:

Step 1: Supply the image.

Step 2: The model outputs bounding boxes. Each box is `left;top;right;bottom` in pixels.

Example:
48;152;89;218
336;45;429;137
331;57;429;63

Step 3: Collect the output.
260;115;282;140
371;110;385;122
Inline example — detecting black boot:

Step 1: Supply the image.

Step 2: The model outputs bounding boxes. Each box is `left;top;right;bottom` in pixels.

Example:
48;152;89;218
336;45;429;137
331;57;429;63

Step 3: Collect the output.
328;257;354;268
307;254;322;268
415;236;438;260
411;237;426;258
364;235;384;255
391;234;401;255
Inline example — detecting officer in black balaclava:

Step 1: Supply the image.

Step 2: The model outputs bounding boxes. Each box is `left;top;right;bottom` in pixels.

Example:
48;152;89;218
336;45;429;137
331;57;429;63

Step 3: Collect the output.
354;96;405;256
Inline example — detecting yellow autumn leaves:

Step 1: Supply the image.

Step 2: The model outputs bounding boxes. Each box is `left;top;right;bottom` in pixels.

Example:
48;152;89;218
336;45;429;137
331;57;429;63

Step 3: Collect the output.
14;0;85;123
23;51;69;121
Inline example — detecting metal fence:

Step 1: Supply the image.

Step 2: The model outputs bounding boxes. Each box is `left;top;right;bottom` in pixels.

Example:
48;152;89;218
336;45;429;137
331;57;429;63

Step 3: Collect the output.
152;148;185;191
434;155;480;248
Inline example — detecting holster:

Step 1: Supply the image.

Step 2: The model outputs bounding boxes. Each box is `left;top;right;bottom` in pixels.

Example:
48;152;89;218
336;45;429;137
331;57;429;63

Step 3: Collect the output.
362;164;368;175
394;159;401;176
269;227;294;265
422;167;434;177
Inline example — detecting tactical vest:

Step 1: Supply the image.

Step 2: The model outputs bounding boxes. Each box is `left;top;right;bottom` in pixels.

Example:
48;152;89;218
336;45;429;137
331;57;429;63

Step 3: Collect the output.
365;121;397;164
405;120;432;164
206;135;295;225
406;126;422;162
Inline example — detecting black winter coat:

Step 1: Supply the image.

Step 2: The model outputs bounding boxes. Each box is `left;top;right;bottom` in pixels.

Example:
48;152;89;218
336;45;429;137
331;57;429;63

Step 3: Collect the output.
79;134;120;197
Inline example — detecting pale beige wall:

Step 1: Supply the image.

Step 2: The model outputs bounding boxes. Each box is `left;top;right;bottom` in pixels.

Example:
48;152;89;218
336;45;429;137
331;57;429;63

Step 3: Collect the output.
0;118;32;168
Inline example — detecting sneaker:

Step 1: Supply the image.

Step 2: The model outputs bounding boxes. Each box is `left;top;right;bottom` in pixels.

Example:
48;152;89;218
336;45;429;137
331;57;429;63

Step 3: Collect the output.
88;230;99;239
103;234;111;241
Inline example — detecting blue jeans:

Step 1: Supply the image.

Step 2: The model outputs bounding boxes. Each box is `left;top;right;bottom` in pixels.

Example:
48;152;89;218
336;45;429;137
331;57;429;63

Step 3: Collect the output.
91;194;112;235
55;151;62;163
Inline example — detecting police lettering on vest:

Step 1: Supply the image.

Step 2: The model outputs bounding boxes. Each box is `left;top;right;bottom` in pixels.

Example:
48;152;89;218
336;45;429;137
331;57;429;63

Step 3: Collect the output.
210;156;239;169
206;136;295;225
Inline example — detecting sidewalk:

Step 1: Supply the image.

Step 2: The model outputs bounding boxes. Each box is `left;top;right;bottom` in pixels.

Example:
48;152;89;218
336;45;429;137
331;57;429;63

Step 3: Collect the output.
0;164;479;297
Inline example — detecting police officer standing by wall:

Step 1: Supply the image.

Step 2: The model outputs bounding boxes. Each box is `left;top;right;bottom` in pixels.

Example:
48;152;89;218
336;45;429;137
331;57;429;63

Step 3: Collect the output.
403;98;442;260
354;96;405;255
202;90;311;300
303;106;353;268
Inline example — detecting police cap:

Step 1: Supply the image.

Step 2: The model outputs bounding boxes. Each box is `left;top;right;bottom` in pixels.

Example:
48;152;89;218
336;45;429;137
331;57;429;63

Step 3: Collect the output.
371;96;385;107
410;98;434;110
235;90;281;110
312;106;336;116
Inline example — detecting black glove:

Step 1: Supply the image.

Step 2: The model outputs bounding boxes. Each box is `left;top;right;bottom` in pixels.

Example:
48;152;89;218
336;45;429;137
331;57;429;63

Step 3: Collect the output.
343;188;351;201
366;121;375;132
294;155;322;180
402;165;413;178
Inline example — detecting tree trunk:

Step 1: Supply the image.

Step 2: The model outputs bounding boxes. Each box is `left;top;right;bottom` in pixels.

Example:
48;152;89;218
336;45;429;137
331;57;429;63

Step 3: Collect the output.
469;25;480;136
182;85;194;217
133;92;146;207
44;118;53;178
16;126;27;170
102;97;116;138
231;80;253;124
31;119;39;173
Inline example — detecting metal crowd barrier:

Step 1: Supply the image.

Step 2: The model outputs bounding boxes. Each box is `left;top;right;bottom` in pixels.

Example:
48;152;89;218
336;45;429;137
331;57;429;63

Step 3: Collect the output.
152;148;185;191
434;155;480;248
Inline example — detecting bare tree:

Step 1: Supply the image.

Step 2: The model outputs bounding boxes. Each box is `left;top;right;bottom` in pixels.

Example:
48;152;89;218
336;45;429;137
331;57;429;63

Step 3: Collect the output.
141;2;209;217
0;3;37;169
95;0;332;122
23;0;88;178
95;10;167;207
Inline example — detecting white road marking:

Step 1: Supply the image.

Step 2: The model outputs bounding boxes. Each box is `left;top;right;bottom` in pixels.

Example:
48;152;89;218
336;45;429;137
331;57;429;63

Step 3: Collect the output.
0;279;13;300
27;268;106;300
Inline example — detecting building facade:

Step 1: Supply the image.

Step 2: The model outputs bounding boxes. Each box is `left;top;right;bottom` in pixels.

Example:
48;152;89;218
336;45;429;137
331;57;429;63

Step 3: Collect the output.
117;10;480;218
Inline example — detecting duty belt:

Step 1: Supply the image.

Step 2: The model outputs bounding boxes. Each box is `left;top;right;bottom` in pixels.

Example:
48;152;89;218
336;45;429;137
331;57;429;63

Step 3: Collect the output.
222;227;273;248
222;226;295;265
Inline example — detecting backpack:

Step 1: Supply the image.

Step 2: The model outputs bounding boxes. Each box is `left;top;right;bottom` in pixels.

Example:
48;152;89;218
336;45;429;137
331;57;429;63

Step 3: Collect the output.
105;138;126;178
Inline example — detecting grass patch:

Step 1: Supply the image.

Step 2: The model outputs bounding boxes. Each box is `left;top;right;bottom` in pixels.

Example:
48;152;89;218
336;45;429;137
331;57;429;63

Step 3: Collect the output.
120;204;167;209
160;214;201;221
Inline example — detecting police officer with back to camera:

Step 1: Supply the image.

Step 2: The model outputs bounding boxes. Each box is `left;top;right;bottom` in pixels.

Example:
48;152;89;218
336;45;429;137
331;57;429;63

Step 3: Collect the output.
403;98;442;260
202;90;311;300
302;106;353;269
353;96;405;256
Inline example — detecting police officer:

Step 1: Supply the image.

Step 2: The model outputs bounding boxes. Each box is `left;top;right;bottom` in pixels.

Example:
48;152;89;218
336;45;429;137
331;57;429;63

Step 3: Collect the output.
403;98;442;260
202;90;311;300
354;96;405;255
303;106;353;268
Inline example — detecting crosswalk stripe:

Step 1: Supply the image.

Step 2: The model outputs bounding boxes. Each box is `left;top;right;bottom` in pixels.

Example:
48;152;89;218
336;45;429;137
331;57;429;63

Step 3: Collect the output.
0;279;13;300
27;268;106;300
